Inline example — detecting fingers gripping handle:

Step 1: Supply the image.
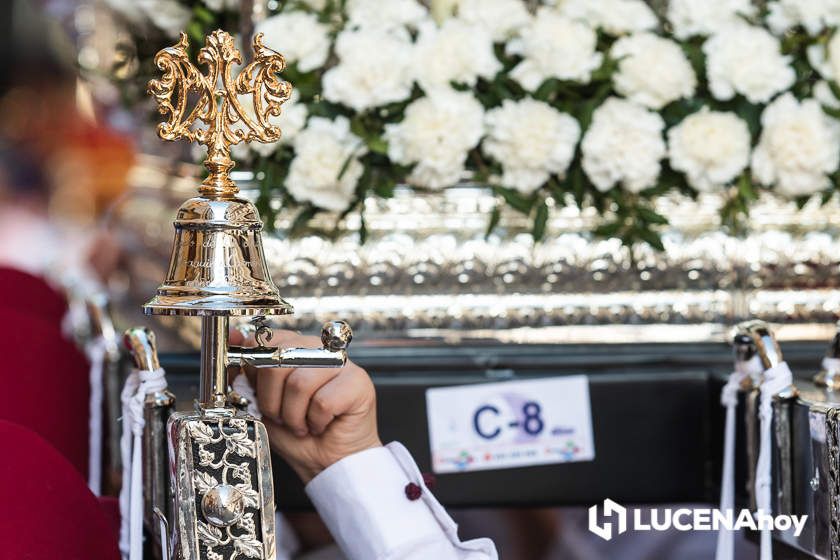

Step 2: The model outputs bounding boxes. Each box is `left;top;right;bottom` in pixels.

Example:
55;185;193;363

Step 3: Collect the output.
228;320;353;369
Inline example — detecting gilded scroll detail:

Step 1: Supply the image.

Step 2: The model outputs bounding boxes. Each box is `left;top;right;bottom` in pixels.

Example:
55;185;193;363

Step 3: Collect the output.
147;30;292;196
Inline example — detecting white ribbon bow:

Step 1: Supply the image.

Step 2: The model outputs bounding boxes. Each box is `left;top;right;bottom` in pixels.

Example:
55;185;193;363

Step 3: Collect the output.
755;361;793;560
85;336;108;496
119;368;168;560
715;355;763;560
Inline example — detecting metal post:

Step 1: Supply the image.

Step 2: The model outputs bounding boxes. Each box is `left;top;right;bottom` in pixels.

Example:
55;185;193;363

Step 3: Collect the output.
200;316;229;409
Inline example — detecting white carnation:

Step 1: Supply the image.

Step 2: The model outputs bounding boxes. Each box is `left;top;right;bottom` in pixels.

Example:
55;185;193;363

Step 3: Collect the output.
703;24;795;104
814;80;840;109
385;90;484;189
255;12;331;72
807;32;840;81
201;0;238;11
413;19;501;92
767;0;840;35
611;33;697;109
668;109;751;192
506;8;603;91
482;99;581;194
105;0;146;23
231;89;306;160
286;117;367;212
137;0;191;38
751;93;840;198
581;98;666;193
323;28;414;111
666;0;757;39
556;0;658;36
455;0;531;41
346;0;427;31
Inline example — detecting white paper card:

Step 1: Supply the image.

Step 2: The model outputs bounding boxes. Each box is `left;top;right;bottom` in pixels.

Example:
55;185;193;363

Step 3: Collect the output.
426;376;595;474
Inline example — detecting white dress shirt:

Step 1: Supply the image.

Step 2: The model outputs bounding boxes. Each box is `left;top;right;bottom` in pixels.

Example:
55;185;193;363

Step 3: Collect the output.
305;442;498;560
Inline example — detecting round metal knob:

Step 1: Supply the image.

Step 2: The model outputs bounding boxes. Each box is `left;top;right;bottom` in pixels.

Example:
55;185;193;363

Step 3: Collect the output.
201;484;244;527
321;321;353;352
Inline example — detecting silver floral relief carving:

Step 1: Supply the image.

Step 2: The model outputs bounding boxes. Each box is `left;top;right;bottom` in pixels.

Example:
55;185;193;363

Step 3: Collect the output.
188;419;264;559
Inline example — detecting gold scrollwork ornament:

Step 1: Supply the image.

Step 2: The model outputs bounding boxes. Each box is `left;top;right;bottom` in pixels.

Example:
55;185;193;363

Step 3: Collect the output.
147;29;292;196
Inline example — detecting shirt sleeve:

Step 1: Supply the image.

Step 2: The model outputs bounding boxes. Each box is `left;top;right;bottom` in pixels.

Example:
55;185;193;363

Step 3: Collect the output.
305;442;498;560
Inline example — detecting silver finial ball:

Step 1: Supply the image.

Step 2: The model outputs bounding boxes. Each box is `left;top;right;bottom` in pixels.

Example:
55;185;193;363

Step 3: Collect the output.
321;320;353;352
201;484;245;527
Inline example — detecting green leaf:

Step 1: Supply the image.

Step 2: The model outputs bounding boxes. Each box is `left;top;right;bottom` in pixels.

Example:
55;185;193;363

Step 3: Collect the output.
829;79;840;101
637;228;665;251
358;214;367;245
533;78;558;102
636;206;669;225
366;136;388;154
823;104;840;120
290;206;319;237
336;152;355;180
193;6;215;24
186;21;205;44
737;173;757;201
373;179;396;198
494;186;535;214
594;220;623;238
485;205;501;239
350;116;367;138
570;164;585;207
532;199;549;242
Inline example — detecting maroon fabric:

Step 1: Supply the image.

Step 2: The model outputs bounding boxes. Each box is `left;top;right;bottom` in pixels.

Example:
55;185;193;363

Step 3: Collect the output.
0;266;69;323
0;420;120;559
97;496;122;537
0;269;90;476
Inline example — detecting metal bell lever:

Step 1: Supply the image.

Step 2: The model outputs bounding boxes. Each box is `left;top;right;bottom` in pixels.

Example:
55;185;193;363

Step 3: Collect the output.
124;326;161;372
815;321;840;390
732;332;757;390
228;320;353;369
736;319;798;519
737;320;783;371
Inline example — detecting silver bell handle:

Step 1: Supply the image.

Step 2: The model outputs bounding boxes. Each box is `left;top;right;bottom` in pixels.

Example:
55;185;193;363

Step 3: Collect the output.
228;320;353;369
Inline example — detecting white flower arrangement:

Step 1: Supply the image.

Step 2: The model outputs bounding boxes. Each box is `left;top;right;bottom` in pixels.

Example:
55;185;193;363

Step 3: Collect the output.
105;0;840;248
668;109;752;192
611;33;697;109
254;12;331;72
323;28;415;111
483;98;580;194
506;8;603;90
286;117;367;212
703;24;796;104
582;98;666;194
385;89;485;189
413;18;500;93
666;0;757;39
766;0;840;35
556;0;658;36
455;0;531;41
752;93;840;197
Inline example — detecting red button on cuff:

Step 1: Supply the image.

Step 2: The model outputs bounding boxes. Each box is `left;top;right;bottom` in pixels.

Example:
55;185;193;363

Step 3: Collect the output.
405;482;422;501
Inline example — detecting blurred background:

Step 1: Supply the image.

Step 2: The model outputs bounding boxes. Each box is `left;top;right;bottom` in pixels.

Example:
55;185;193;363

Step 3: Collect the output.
4;0;840;557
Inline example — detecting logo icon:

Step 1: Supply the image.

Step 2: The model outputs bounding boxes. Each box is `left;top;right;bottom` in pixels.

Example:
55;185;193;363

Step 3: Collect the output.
588;498;627;541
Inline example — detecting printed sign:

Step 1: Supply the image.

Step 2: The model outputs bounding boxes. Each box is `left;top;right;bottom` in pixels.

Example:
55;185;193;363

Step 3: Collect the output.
426;376;595;474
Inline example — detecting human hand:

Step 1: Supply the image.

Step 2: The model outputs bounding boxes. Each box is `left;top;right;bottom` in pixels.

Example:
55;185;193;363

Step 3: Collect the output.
230;329;381;484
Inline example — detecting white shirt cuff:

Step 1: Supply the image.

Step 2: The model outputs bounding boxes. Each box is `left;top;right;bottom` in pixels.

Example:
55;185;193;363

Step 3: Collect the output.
304;444;445;559
305;442;497;560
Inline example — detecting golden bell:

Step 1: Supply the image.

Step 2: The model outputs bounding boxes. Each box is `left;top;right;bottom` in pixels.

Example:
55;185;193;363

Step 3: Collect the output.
143;194;292;316
142;30;294;317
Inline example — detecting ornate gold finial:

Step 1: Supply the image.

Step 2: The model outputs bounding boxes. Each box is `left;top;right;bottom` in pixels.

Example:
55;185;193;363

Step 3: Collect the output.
148;29;292;197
